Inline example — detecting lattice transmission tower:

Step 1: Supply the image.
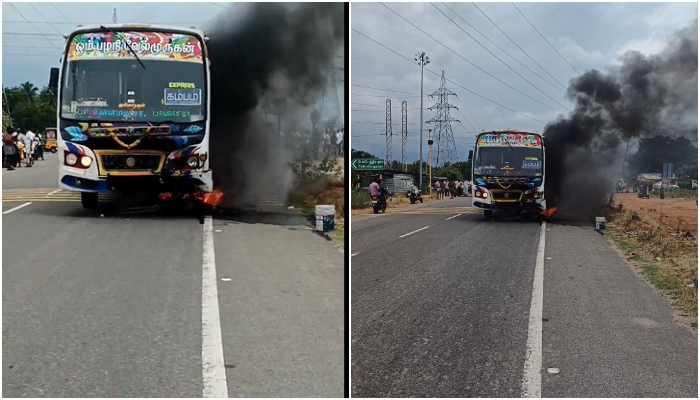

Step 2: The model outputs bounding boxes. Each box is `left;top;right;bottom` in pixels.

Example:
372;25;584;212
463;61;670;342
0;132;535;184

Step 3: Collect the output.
386;99;392;167
426;71;459;167
402;101;408;171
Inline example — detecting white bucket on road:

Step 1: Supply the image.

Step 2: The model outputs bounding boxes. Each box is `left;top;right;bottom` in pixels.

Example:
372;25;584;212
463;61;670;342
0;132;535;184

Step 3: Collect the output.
315;205;336;232
595;216;606;230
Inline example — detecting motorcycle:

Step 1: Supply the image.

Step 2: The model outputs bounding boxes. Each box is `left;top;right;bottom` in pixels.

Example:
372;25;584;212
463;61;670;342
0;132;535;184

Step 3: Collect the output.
371;188;391;214
638;189;650;199
407;186;423;204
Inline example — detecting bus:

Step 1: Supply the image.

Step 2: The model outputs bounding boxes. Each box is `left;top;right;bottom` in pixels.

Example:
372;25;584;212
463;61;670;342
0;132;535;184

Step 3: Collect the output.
468;130;546;217
48;24;211;209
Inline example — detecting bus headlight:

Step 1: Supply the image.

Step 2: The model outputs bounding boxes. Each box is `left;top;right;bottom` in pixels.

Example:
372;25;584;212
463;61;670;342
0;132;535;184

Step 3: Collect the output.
66;153;78;166
80;155;92;167
187;156;199;168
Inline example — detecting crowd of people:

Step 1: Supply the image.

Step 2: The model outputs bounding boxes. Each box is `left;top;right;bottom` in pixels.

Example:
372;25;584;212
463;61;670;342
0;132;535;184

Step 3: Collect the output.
287;125;344;159
2;127;45;171
433;179;471;199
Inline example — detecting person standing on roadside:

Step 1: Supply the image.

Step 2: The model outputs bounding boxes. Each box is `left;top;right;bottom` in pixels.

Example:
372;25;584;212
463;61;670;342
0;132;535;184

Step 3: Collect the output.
336;128;343;156
34;133;44;161
16;130;27;167
24;128;36;167
3;127;16;171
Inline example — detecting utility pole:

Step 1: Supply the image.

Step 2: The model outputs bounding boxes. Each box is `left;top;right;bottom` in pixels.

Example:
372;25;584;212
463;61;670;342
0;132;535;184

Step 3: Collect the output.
426;71;459;167
112;8;118;24
621;95;649;177
402;100;407;172
428;129;433;198
386;98;392;168
415;52;429;190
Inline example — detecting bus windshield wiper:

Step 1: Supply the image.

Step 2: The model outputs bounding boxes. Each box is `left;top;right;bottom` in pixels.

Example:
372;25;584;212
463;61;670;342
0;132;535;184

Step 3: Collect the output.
504;137;514;152
99;25;145;70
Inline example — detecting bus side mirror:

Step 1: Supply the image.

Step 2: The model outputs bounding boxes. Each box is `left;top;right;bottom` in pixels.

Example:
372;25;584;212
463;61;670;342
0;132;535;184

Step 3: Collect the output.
49;68;59;89
468;150;473;161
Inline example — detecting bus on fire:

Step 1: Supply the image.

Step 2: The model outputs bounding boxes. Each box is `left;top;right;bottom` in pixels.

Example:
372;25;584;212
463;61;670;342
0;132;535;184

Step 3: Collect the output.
469;130;547;218
49;24;212;209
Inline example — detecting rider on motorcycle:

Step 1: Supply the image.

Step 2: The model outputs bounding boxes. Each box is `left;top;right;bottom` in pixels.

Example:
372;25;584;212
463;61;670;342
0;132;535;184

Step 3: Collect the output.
370;177;389;207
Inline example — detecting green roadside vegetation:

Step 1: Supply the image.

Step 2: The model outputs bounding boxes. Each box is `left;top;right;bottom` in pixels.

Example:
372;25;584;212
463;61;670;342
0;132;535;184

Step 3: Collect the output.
288;156;344;249
603;204;698;327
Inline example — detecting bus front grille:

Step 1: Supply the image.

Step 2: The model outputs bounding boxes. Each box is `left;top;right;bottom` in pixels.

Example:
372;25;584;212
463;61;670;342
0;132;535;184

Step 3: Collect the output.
491;191;522;201
100;154;162;171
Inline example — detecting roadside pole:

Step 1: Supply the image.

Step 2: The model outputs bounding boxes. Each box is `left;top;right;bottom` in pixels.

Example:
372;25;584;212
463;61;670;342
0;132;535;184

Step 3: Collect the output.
429;129;433;198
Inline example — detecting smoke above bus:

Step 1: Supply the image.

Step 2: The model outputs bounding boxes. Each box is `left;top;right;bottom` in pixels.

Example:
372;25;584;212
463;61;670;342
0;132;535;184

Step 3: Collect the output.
205;2;344;207
544;20;697;215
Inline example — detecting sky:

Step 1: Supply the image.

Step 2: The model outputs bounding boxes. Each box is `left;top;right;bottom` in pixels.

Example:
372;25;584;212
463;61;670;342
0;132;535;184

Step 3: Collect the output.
1;2;344;117
351;1;699;165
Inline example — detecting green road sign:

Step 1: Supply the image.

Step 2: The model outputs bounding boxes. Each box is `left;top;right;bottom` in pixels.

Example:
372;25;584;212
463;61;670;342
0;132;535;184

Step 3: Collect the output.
351;158;385;170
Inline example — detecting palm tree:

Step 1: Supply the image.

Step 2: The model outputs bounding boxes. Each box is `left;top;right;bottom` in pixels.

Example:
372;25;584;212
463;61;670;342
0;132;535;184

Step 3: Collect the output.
2;111;12;133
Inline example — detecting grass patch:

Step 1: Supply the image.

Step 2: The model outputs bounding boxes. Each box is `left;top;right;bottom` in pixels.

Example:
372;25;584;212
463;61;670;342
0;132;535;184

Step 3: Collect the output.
329;220;344;249
650;188;698;200
604;206;698;321
286;158;345;249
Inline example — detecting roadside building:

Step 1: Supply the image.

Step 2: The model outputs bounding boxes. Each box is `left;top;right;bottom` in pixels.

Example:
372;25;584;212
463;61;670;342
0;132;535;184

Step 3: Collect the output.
637;173;679;186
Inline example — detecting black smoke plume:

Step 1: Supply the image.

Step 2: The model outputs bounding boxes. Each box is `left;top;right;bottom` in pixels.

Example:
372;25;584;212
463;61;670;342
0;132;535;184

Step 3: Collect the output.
205;2;344;206
544;20;698;215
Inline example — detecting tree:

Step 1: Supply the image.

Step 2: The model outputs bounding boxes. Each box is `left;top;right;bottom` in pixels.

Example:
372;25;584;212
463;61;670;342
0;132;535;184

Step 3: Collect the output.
627;135;698;176
2;81;57;133
675;164;698;180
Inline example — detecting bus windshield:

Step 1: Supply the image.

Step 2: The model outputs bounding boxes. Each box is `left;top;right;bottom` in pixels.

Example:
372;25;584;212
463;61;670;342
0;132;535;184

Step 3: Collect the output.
474;146;543;176
60;30;206;124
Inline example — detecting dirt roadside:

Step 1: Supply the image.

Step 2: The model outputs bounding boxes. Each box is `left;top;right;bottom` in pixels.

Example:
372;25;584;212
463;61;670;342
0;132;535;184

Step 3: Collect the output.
603;193;698;330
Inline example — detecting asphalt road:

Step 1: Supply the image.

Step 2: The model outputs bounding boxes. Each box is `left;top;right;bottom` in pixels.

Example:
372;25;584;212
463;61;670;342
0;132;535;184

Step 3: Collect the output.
351;196;698;397
2;154;344;398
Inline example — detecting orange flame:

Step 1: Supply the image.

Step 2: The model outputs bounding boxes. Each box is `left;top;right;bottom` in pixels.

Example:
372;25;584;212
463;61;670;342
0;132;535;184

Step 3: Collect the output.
539;207;557;218
194;189;225;208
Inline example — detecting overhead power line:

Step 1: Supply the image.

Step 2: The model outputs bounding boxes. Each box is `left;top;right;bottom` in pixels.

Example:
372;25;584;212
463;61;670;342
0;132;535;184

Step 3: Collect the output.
352;57;419;71
352;27;546;124
439;2;563;93
49;2;75;24
432;2;570;112
352;102;422;110
380;2;562;113
351;83;420;95
353;93;422;98
472;2;567;90
511;2;581;76
542;2;602;68
454;96;484;130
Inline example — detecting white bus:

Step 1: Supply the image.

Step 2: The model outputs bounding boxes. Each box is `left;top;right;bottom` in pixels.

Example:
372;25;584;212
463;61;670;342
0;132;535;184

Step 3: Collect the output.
468;130;547;217
48;24;212;209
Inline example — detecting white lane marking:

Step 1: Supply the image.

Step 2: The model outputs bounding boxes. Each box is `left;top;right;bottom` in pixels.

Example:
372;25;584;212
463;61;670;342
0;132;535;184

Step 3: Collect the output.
47;189;61;196
522;221;546;398
202;216;229;398
2;202;33;214
351;253;358;257
445;214;462;220
399;226;429;238
352;214;381;222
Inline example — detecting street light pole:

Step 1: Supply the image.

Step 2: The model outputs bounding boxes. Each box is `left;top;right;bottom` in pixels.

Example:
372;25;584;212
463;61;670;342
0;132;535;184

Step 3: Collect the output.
415;51;429;191
428;129;433;198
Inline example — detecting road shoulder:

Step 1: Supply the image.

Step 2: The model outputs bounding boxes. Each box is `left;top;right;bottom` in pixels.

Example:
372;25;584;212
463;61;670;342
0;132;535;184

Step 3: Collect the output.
542;221;698;398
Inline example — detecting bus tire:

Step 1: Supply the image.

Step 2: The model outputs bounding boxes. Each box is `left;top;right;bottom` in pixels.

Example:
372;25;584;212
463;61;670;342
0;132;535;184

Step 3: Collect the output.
484;210;493;218
81;192;98;209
